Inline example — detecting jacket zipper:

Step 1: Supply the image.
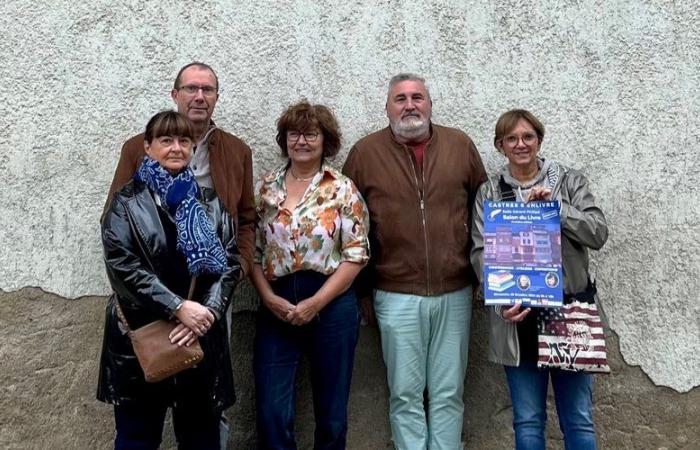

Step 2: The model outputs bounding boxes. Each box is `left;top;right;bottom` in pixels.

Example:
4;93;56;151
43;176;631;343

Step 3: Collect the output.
405;150;432;295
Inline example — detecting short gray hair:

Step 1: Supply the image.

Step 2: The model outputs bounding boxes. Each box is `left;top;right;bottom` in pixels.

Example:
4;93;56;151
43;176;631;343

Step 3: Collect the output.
387;73;431;101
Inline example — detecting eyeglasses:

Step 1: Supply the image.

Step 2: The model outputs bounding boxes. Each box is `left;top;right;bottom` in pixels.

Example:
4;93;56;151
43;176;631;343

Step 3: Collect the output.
287;131;320;142
501;132;538;147
178;84;218;97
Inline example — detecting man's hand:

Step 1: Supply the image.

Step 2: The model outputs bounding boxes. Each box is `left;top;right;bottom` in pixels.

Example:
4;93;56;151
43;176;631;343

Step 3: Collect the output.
358;295;376;326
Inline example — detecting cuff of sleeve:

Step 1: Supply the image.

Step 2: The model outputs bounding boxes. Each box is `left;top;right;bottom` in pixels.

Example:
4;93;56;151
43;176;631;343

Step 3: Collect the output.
341;247;370;265
169;298;184;319
559;199;569;227
207;306;221;321
494;305;506;321
240;258;251;279
202;293;226;318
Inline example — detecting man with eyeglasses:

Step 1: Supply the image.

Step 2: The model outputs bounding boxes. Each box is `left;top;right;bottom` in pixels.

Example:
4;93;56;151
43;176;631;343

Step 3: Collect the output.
342;73;487;450
104;62;255;448
105;61;254;275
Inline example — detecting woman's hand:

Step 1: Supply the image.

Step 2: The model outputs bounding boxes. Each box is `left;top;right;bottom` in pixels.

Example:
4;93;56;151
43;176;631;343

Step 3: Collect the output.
501;302;531;322
169;323;198;347
287;298;320;326
526;186;552;202
174;300;215;336
263;294;296;323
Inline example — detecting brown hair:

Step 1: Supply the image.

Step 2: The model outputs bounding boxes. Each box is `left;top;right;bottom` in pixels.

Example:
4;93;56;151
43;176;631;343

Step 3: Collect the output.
144;110;196;143
173;62;219;90
275;101;342;158
494;109;545;149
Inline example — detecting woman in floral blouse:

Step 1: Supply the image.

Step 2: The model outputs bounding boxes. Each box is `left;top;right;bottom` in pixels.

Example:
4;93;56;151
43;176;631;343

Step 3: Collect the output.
251;101;370;450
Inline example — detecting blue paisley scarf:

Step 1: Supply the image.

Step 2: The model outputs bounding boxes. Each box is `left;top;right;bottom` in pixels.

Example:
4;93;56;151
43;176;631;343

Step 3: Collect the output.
134;156;227;275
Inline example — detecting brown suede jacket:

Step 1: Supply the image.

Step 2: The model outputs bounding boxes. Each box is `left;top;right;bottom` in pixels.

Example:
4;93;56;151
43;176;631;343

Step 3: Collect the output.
342;124;487;297
104;127;256;276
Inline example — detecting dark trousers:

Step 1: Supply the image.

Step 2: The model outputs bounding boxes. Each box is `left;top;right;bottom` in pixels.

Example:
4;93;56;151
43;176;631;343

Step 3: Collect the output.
254;271;360;450
114;401;221;450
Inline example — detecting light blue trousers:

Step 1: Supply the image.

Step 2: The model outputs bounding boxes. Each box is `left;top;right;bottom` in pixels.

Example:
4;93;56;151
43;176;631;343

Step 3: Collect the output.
374;287;472;450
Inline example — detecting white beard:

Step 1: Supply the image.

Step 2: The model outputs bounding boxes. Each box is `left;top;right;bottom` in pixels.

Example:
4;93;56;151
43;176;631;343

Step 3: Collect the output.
391;116;430;141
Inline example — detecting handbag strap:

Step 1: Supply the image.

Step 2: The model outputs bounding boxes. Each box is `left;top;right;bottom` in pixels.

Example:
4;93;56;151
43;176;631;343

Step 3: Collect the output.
113;298;133;334
498;176;517;201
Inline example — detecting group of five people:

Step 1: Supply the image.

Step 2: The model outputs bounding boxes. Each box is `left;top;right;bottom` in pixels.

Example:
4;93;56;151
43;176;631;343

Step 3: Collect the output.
98;62;608;450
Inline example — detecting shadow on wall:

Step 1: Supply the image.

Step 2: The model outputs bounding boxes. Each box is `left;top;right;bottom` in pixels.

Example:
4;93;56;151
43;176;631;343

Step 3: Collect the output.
0;286;698;449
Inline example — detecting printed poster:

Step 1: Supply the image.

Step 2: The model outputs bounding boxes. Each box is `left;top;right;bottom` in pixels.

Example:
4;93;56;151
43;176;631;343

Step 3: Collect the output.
483;201;563;307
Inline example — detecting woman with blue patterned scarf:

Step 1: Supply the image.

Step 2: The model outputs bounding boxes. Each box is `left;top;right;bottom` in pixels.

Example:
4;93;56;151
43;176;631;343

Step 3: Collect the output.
97;110;241;450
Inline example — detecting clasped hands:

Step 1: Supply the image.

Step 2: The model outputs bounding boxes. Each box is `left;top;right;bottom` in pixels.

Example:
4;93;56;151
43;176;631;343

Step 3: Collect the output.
169;300;215;347
265;294;319;326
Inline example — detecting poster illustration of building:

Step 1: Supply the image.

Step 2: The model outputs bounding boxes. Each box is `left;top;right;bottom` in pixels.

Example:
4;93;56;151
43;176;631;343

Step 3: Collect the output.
483;200;563;307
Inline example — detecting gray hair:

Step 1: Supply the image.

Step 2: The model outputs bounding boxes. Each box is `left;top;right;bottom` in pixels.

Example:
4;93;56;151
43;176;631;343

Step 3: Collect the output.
387;73;431;101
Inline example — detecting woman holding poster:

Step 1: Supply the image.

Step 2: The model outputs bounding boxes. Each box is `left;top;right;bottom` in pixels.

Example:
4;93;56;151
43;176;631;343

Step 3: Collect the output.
470;109;608;450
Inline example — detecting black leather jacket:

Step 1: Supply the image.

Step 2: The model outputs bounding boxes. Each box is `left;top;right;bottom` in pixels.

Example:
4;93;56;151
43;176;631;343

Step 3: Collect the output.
97;179;240;412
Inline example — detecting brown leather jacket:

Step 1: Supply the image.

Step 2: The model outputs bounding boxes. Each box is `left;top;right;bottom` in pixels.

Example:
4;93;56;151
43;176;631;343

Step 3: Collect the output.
104;128;256;276
342;125;487;297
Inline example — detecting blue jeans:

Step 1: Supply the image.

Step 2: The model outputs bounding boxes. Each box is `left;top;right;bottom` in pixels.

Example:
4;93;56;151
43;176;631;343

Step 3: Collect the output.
113;401;221;450
254;271;360;450
504;361;597;450
374;287;471;450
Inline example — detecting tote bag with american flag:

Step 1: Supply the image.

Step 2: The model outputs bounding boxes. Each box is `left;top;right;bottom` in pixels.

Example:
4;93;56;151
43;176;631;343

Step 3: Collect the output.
536;292;610;373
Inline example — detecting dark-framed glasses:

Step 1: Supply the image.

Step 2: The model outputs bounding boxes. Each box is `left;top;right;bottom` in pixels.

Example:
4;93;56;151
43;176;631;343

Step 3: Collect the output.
178;84;218;97
502;132;538;147
287;131;320;142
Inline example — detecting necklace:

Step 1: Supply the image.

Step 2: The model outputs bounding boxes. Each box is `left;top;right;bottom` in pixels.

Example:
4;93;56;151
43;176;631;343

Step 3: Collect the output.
288;167;317;182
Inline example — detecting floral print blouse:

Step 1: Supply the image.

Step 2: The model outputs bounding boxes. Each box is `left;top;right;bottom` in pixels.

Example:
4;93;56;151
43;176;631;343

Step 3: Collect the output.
255;163;370;280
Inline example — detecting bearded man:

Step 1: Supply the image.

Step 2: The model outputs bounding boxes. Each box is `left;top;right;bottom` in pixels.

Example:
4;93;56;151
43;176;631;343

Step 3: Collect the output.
342;73;487;450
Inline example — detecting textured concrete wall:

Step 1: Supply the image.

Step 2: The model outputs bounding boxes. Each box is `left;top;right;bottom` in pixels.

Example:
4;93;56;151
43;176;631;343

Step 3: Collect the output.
1;0;699;446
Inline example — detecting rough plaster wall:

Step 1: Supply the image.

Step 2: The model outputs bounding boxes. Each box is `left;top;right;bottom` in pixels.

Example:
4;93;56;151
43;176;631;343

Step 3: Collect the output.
0;0;697;393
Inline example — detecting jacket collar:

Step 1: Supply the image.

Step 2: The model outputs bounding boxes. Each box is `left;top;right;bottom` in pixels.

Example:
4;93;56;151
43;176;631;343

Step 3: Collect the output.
121;181;167;270
489;159;568;200
203;121;219;147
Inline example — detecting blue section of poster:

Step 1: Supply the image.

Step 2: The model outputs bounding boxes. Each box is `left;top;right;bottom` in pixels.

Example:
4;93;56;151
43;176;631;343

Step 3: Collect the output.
483;201;563;307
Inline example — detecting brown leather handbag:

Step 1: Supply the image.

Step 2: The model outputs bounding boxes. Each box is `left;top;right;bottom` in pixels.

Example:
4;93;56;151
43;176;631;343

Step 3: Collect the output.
114;299;204;383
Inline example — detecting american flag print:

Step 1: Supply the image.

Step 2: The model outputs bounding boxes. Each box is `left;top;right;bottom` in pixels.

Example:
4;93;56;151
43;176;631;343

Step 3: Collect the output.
537;300;610;373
